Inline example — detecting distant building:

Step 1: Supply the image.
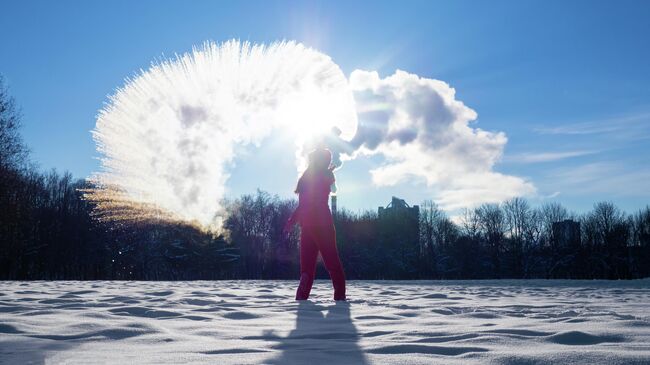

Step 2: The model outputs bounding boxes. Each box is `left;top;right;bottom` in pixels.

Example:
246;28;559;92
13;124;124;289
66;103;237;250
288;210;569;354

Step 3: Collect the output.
378;196;419;221
378;197;420;242
377;197;420;275
552;219;581;247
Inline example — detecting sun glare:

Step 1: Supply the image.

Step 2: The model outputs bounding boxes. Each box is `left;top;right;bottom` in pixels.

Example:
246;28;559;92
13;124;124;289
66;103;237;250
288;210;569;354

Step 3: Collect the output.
276;83;357;146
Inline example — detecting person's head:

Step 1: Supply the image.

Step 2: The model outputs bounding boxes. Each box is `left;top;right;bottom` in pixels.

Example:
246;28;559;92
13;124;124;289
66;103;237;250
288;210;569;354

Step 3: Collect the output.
307;148;332;171
295;148;334;193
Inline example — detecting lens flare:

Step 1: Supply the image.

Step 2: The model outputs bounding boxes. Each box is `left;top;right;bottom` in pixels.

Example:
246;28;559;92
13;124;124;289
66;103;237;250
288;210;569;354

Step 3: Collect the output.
84;40;357;232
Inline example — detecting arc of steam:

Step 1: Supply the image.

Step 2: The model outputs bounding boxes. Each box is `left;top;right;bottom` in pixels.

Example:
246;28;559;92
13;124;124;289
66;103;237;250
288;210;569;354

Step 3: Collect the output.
85;40;357;232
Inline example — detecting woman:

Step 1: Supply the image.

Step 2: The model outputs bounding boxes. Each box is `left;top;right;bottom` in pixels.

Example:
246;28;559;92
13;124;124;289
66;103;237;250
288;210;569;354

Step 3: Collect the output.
284;148;346;301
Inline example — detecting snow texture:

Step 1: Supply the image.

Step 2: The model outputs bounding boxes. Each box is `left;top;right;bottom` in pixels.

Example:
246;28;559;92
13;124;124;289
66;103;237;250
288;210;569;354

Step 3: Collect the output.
1;280;649;364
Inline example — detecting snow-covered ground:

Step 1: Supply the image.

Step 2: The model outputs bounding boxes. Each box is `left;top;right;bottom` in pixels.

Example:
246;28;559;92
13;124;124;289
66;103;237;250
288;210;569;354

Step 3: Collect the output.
1;280;649;364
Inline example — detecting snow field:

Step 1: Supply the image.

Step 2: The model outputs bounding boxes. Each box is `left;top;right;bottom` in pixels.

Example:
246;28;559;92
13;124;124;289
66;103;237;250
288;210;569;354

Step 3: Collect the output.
1;280;649;364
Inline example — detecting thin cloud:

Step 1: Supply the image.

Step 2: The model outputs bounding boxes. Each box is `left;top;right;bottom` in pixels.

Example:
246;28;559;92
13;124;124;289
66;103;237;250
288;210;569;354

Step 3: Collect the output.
505;150;598;163
545;191;561;198
534;112;650;136
548;162;650;197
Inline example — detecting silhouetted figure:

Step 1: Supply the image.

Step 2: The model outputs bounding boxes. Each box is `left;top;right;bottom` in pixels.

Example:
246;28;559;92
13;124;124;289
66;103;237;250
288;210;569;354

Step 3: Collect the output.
285;148;346;301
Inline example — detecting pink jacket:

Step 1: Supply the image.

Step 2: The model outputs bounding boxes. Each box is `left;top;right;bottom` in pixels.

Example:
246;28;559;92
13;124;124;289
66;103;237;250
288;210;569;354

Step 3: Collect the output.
291;169;334;228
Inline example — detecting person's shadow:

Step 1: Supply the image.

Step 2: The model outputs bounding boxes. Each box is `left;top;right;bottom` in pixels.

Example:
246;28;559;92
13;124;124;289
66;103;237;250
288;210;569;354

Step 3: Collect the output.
265;301;368;365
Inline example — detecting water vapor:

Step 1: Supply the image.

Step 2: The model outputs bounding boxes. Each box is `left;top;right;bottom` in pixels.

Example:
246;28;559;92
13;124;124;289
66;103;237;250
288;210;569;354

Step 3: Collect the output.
85;40;357;231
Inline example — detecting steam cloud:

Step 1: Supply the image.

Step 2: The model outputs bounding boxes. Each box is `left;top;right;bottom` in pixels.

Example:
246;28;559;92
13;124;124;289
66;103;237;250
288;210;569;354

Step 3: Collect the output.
86;40;534;232
85;40;357;231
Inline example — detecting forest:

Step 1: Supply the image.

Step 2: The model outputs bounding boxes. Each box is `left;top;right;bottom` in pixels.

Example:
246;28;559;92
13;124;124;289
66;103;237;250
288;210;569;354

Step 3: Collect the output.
2;77;650;281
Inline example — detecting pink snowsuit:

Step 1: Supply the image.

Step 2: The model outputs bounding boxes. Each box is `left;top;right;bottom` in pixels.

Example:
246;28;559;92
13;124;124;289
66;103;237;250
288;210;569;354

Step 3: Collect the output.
290;168;346;301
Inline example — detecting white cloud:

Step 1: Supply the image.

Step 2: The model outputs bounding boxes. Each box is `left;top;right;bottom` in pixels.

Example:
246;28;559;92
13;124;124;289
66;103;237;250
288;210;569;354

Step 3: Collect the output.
348;70;536;210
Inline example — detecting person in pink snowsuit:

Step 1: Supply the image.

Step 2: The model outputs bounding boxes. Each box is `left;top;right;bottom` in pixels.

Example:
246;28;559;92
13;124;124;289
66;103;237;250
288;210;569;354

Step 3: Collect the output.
284;148;346;301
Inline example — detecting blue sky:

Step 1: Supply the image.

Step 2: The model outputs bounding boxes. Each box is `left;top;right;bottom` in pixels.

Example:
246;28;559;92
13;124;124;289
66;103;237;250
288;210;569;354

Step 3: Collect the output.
1;0;649;215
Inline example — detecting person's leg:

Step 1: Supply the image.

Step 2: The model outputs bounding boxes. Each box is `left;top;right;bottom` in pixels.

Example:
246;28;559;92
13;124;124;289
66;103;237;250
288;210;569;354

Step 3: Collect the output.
296;228;318;300
316;225;346;301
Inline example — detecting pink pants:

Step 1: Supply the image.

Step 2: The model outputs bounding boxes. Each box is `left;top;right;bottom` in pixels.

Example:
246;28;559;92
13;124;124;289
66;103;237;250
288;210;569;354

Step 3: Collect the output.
295;224;346;300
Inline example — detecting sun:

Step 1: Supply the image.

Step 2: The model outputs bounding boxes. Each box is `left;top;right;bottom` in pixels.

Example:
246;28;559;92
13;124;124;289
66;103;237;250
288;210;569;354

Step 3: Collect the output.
276;83;357;143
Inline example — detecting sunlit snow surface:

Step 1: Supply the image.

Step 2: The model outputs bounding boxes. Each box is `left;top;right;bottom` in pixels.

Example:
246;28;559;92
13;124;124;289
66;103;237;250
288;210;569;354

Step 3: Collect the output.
1;280;649;364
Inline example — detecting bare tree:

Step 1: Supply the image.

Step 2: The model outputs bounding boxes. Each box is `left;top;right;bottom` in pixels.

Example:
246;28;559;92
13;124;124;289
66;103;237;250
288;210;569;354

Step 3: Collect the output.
419;200;443;259
581;202;631;278
632;206;650;247
0;76;28;170
503;197;531;242
419;200;459;277
459;207;480;239
503;197;543;277
476;203;506;277
539;202;569;246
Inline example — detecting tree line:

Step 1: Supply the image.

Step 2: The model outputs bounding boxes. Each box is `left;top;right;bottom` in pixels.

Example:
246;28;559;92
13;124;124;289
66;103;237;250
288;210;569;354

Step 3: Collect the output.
2;76;649;280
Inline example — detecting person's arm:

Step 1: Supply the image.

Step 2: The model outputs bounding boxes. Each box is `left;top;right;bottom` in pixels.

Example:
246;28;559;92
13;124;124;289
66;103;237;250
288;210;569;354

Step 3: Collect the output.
284;184;303;234
283;203;301;235
287;203;301;227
